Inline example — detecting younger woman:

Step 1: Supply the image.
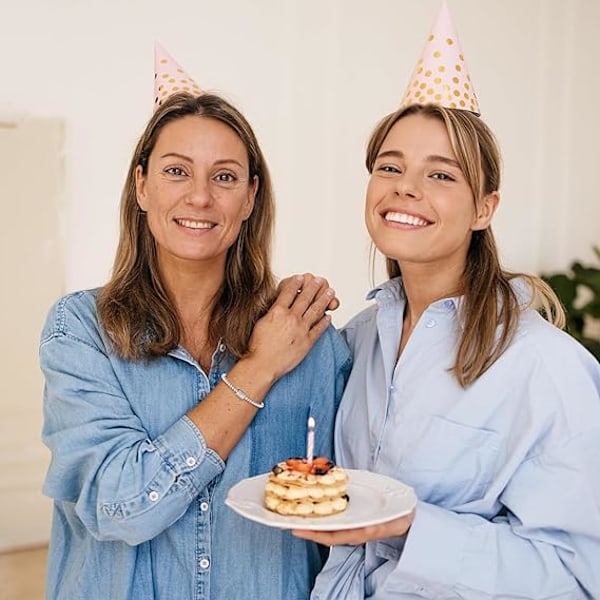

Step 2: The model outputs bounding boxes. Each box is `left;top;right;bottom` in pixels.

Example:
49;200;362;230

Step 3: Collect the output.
296;103;600;599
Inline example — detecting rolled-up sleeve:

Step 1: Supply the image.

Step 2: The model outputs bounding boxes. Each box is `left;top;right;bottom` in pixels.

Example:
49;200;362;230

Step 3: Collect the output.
40;299;225;546
373;427;600;599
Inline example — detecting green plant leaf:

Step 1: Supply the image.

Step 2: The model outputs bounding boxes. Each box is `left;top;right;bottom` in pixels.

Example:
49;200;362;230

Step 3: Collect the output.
541;246;600;361
542;273;578;308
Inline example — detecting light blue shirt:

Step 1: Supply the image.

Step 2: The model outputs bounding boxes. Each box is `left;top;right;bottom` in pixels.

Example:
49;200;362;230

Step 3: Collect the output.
40;289;351;600
312;277;600;599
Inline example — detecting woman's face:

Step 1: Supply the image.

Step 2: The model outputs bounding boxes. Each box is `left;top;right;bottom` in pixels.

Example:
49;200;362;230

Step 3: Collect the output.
135;115;257;272
365;113;497;272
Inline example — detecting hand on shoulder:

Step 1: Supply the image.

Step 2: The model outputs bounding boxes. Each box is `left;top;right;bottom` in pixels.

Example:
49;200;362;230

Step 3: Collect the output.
245;274;337;381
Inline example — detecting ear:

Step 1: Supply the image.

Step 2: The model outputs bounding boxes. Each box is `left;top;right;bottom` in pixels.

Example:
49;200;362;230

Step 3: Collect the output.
135;165;149;212
472;190;499;231
242;175;258;221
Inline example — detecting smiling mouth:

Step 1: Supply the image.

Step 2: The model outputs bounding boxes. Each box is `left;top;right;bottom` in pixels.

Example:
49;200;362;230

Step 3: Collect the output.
384;211;430;227
175;218;216;230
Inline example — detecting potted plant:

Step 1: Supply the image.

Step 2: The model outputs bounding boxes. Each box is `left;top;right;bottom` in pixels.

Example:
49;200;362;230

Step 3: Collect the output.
541;246;600;361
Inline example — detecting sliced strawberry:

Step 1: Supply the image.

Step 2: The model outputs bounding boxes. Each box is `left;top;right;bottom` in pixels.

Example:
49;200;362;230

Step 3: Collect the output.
285;459;311;473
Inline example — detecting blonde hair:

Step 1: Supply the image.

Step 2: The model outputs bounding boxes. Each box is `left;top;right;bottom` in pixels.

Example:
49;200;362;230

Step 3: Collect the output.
366;104;565;386
97;93;276;360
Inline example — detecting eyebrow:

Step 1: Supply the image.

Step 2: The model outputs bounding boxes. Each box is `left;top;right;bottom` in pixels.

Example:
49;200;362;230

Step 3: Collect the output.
376;149;460;169
159;152;246;168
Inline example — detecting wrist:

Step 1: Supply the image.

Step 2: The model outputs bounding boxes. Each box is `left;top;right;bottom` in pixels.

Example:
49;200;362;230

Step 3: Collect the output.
226;356;279;404
236;352;280;387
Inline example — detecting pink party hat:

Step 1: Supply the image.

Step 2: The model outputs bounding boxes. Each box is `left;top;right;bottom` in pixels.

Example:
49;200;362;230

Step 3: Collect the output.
400;0;480;115
154;42;203;108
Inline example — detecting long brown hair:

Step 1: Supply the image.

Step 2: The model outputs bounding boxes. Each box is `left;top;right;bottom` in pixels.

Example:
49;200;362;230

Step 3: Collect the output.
97;92;276;360
366;104;565;386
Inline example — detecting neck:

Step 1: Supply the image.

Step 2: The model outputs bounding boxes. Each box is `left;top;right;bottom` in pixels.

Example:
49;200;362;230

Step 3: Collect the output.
158;256;226;367
159;257;225;319
399;259;464;326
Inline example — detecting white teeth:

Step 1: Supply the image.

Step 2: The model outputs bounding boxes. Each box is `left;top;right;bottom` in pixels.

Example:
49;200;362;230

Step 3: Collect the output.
385;212;428;227
177;219;214;230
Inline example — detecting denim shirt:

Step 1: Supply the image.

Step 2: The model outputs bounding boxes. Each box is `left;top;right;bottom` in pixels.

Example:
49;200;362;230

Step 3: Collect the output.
312;278;600;599
40;290;351;600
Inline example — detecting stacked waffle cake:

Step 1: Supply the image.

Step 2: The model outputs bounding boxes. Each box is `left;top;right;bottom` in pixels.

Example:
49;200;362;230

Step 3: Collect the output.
264;457;349;517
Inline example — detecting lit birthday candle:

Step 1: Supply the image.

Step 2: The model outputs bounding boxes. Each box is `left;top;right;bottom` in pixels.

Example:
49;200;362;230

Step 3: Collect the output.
306;416;315;466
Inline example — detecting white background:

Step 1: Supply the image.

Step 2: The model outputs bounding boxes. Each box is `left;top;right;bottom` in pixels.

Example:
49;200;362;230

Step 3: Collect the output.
1;0;598;327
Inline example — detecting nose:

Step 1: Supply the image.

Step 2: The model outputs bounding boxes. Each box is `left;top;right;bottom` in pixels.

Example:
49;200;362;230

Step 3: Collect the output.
186;175;213;207
395;172;422;200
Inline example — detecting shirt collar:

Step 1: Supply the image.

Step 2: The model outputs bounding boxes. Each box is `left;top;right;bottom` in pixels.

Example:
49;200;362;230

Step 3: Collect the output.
366;277;457;310
367;276;533;321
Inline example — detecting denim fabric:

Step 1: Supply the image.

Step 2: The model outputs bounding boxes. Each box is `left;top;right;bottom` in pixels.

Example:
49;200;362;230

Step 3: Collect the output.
40;289;351;600
313;277;600;599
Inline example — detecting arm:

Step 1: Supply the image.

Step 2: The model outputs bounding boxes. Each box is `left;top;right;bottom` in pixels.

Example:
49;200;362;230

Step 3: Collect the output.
41;276;334;545
41;324;212;546
376;432;600;599
297;430;600;598
185;274;335;459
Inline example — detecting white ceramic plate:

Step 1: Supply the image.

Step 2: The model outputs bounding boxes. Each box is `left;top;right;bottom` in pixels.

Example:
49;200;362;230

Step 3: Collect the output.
225;468;417;531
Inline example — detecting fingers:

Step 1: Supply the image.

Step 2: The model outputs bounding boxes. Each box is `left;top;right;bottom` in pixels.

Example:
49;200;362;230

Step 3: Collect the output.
286;274;325;315
292;513;415;546
307;313;332;341
274;274;305;309
247;274;336;381
327;296;340;312
274;274;337;318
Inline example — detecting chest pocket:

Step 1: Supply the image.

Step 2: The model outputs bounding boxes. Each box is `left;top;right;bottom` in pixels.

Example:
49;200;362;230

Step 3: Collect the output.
399;415;501;507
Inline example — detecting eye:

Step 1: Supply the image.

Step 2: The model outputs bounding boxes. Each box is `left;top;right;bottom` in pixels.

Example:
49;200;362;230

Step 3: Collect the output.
165;166;188;177
375;164;402;175
214;171;237;184
431;172;455;182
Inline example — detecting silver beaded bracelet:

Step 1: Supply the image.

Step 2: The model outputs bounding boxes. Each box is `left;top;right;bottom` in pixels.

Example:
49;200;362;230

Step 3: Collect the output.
220;373;265;409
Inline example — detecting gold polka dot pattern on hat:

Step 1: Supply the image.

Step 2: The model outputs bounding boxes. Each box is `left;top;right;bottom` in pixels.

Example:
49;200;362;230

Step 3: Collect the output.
154;42;203;109
400;0;480;115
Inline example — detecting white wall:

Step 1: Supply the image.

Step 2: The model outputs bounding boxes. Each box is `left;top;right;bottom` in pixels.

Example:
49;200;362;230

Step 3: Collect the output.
0;119;63;550
1;0;598;329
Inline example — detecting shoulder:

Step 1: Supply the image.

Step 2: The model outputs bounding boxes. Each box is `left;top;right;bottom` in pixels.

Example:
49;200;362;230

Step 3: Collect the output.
308;324;352;372
496;308;600;425
516;308;599;373
40;288;104;347
340;304;378;350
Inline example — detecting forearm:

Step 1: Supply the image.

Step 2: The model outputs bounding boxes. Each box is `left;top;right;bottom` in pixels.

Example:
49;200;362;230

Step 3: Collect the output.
45;414;225;545
186;354;278;460
188;276;338;460
383;501;593;599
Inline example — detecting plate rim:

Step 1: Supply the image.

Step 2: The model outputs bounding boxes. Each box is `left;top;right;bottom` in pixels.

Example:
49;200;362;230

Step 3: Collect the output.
225;468;417;531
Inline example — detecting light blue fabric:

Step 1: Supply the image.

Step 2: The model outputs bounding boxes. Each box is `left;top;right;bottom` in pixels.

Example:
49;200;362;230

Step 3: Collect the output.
313;277;600;600
40;289;351;600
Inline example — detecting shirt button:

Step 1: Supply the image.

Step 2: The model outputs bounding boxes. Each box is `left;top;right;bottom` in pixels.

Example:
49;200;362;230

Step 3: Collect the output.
200;501;209;512
148;491;159;502
186;456;197;467
444;300;453;309
199;558;210;569
426;319;436;328
219;343;226;352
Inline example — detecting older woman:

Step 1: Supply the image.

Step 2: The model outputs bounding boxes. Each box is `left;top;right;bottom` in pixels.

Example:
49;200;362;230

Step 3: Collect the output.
40;91;350;599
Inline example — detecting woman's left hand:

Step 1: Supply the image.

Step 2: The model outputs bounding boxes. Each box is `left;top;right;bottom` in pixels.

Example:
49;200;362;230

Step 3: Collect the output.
277;273;340;312
291;510;415;546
